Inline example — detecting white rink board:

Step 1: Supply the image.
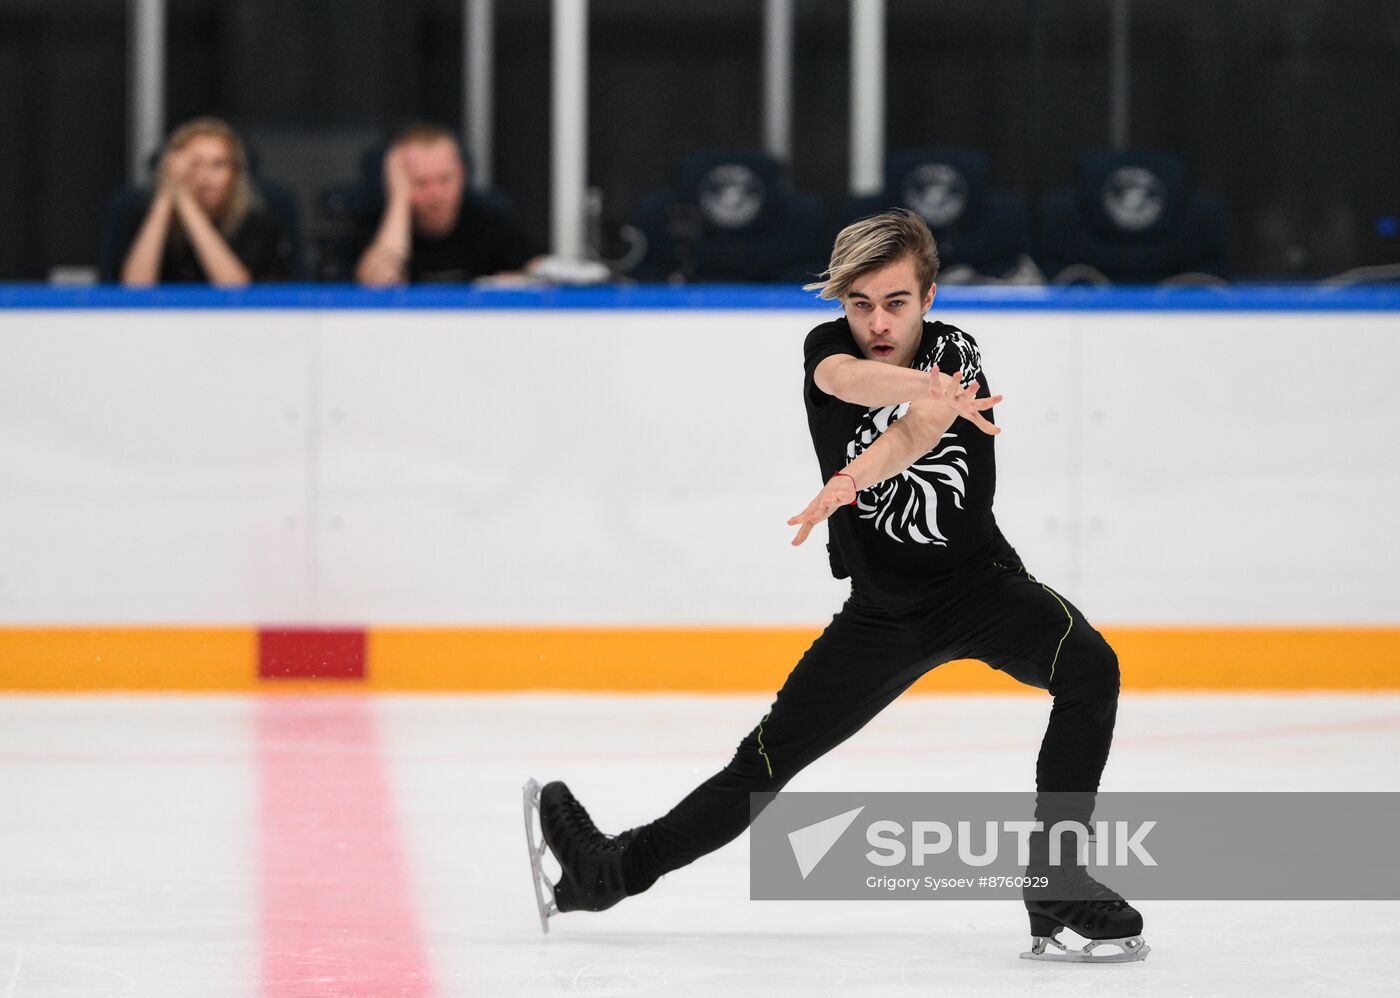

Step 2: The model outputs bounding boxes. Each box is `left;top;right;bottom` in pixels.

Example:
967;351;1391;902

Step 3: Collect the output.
0;311;312;622
1;307;1397;625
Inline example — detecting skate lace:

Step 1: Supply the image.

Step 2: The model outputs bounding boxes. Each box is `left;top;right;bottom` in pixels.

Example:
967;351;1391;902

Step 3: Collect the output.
558;793;628;853
1052;865;1129;914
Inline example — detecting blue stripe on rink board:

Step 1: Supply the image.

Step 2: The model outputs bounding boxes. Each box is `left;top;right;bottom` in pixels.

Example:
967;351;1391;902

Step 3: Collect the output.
2;283;1399;311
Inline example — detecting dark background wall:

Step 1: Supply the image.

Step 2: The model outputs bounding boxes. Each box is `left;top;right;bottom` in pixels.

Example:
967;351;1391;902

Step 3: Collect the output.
2;0;1397;280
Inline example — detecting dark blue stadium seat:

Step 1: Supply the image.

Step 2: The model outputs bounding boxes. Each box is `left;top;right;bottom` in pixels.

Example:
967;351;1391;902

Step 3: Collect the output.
1036;150;1227;283
843;147;1032;279
631;152;827;284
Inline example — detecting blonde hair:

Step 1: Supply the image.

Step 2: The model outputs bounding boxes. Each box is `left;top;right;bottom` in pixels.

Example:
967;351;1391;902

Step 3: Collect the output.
164;116;258;237
804;209;940;300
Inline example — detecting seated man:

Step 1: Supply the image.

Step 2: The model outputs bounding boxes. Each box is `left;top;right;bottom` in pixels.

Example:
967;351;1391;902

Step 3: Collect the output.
354;123;543;285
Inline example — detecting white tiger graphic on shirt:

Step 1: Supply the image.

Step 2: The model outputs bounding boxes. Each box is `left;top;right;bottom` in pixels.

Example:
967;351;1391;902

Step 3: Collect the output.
844;330;983;546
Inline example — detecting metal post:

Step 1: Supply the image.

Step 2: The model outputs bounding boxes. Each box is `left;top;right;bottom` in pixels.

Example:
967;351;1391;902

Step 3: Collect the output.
551;0;588;258
849;0;885;195
763;0;794;162
128;0;166;184
1109;0;1131;149
464;0;494;188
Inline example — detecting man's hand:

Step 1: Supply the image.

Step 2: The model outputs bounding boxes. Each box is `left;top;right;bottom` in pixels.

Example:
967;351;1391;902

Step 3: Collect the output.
357;147;413;286
360;249;406;286
383;146;411;204
930;365;1003;436
787;475;858;546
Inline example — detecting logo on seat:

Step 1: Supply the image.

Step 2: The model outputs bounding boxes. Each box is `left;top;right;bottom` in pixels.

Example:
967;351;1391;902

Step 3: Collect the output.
698;164;766;229
903;164;969;228
1101;166;1166;232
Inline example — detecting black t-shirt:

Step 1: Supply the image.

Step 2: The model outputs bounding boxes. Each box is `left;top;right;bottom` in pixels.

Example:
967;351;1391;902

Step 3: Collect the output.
802;317;1015;612
108;196;290;283
401;197;541;283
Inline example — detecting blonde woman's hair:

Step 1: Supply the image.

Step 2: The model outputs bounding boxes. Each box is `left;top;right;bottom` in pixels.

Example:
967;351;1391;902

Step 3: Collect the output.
164;116;259;237
804;208;940;300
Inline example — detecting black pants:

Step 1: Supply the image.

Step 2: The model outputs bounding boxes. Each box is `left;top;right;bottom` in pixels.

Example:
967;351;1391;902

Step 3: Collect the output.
621;558;1120;895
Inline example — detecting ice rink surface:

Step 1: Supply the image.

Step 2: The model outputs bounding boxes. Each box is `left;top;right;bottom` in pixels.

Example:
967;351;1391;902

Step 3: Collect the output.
1;691;1397;997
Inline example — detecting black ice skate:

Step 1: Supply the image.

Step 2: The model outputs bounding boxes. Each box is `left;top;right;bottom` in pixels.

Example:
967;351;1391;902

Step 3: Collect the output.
1020;863;1150;963
522;777;634;933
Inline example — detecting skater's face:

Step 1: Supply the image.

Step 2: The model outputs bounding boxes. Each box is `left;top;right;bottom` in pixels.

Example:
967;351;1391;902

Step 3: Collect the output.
842;256;935;368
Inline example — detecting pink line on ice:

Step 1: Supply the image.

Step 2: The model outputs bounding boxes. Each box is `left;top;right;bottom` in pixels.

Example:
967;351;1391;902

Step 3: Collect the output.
258;697;432;998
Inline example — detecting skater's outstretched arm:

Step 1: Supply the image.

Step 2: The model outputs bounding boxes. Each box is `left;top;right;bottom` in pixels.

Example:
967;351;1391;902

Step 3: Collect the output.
813;353;936;407
788;368;1001;546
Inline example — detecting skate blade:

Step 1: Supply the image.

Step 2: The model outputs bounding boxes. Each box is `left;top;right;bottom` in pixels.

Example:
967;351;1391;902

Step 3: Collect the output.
522;777;559;935
1020;929;1150;963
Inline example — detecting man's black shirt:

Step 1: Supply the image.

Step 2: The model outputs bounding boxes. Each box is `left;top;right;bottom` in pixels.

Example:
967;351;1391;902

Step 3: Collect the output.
399;197;541;283
802;316;1016;612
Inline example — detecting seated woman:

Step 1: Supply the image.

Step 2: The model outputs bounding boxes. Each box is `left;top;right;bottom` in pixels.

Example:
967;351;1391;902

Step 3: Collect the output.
117;117;289;286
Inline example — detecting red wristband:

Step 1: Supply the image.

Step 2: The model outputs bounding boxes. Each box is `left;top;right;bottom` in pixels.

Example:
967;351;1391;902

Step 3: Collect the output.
833;472;858;505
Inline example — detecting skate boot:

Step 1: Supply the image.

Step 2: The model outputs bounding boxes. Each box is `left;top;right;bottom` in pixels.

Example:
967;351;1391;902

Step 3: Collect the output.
522;778;636;933
1020;863;1150;963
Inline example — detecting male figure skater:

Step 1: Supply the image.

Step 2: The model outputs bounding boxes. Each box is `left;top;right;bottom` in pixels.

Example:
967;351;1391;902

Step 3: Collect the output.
525;210;1147;962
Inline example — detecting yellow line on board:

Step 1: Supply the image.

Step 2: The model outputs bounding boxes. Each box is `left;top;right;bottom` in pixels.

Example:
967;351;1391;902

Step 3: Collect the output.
0;627;258;691
1;626;1397;692
366;626;1400;692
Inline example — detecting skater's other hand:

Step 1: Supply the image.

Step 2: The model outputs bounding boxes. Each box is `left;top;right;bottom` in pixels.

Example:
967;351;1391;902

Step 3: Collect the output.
929;364;1002;435
787;475;856;546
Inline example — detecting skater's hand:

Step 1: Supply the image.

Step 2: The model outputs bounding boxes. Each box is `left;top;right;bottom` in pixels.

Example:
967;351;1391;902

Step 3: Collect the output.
929;365;1002;435
787;475;857;546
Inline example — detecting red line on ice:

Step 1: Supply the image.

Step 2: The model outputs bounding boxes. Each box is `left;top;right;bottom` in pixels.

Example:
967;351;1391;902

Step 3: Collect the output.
258;697;432;998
